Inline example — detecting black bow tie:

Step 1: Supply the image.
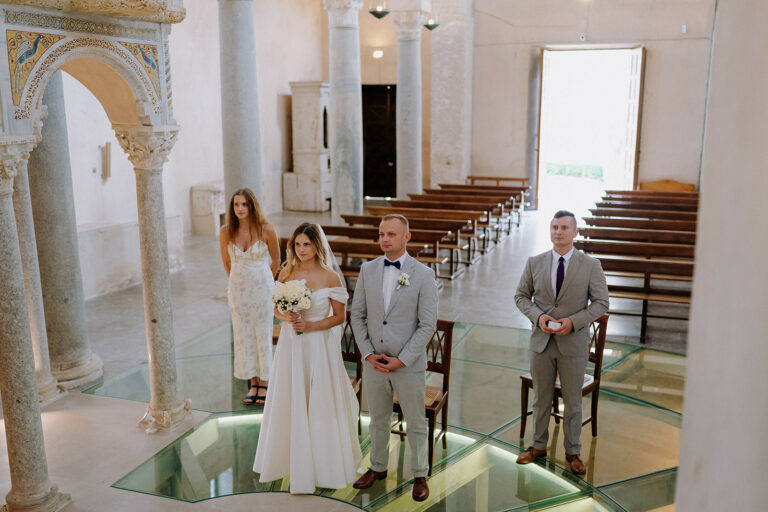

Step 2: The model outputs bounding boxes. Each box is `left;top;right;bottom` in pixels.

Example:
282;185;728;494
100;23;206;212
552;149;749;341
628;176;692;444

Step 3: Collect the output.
384;259;401;270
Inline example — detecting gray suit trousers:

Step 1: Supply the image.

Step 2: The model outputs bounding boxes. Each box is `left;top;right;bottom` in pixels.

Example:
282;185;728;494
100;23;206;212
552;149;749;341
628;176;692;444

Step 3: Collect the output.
530;338;588;455
363;367;429;477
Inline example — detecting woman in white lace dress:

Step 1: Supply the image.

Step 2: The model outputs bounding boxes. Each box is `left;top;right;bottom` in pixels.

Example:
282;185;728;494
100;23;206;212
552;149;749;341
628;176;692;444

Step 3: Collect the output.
253;223;362;494
219;188;280;405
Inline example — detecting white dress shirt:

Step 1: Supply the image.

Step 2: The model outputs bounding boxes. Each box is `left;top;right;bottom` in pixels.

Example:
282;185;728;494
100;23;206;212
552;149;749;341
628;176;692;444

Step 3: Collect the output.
551;247;575;297
383;253;408;311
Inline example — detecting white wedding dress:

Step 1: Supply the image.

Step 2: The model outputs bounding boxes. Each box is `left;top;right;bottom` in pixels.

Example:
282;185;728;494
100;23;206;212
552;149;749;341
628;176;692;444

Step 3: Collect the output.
252;286;362;494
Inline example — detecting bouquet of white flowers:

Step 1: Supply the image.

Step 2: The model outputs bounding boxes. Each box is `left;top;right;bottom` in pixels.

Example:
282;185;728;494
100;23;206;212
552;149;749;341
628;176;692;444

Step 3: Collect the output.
272;279;312;334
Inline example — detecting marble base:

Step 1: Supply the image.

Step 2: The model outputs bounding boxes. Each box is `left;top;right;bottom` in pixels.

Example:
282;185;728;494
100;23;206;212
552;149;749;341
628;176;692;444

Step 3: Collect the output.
138;398;192;432
51;354;103;390
2;489;71;512
282;172;331;211
36;375;67;408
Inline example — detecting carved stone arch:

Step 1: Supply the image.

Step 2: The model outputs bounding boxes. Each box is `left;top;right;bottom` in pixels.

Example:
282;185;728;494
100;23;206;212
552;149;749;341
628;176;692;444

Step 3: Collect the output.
23;38;163;127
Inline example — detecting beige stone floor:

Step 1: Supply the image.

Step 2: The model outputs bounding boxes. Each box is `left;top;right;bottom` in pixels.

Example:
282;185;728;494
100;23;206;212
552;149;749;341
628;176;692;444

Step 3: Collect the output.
0;208;687;511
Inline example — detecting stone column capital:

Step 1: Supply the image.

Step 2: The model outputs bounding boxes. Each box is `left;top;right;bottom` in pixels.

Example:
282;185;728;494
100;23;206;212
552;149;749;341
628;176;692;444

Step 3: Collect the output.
392;10;427;40
114;125;180;172
323;0;363;27
0;139;35;196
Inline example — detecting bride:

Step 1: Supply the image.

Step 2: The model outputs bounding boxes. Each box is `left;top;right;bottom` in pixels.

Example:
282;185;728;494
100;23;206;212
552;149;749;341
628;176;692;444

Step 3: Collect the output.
253;223;362;493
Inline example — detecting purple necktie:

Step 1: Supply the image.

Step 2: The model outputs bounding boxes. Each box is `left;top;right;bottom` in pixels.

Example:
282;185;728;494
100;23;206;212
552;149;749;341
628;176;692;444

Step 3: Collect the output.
555;256;565;298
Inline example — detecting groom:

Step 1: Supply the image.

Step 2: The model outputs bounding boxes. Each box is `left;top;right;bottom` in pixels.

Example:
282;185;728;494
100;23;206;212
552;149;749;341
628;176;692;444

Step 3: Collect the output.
351;214;438;502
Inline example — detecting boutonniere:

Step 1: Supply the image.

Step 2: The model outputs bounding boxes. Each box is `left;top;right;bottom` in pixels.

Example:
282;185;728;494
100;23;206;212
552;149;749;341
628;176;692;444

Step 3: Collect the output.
396;273;410;290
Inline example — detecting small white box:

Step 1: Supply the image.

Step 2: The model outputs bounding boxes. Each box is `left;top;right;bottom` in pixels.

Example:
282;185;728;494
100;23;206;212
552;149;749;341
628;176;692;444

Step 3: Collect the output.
547;321;562;330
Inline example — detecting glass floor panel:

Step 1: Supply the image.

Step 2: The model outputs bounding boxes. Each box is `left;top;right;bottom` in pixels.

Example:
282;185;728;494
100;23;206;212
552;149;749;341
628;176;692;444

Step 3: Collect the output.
492;393;681;487
597;468;677;512
600;350;686;413
105;320;685;510
367;439;588;512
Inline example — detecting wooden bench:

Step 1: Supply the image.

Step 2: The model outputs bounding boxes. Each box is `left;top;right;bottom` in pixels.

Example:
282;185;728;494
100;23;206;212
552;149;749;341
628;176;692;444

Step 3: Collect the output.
602;194;699;206
583;216;697;232
410;192;521;226
575;239;695;259
589;208;698;221
603;190;699;199
467;175;529;187
341;214;478;269
366;205;493;255
387;199;511;240
579;227;696;245
595;200;699;212
321;225;464;280
592;256;694;342
437;183;531;207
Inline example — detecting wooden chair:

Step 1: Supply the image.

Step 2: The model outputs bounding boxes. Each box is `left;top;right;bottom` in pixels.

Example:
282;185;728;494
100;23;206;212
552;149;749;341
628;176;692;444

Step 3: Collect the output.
341;310;363;434
391;320;455;476
519;314;609;439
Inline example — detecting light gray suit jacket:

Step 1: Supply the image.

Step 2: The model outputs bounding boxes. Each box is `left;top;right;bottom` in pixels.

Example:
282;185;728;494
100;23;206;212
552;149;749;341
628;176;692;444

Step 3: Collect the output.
351;254;439;373
514;249;610;357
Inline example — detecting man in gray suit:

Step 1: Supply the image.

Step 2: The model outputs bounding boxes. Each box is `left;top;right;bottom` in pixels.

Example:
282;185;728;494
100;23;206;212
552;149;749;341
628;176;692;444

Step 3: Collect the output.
514;210;609;475
351;214;438;501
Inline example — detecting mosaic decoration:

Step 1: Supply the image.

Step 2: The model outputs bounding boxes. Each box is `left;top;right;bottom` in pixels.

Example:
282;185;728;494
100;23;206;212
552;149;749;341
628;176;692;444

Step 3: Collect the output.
6;30;65;105
14;37;162;120
3;10;156;40
119;42;160;98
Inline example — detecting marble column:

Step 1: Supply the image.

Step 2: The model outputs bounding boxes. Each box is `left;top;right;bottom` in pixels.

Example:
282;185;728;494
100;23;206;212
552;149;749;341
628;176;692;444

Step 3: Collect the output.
12;154;65;405
393;8;427;199
430;0;473;186
27;72;102;390
114;125;190;430
0;142;71;512
218;0;263;202
324;0;364;219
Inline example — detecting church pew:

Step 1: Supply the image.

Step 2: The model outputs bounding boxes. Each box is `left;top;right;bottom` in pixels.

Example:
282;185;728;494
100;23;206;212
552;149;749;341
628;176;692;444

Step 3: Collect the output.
341;214;477;268
467;175;529;187
321;225;464;279
366;205;492;254
439;183;531;208
279;237;445;290
386;199;510;247
387;199;512;239
583;216;697;232
603;190;699;200
574;239;695;260
595;256;694;342
595;200;699;212
409;192;521;226
579;227;696;245
602;194;699;206
589;208;698;221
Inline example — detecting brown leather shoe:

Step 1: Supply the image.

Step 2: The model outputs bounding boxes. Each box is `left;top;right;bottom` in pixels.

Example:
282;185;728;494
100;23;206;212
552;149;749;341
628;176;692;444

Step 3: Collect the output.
412;477;429;502
353;469;388;489
516;446;547;464
566;453;586;475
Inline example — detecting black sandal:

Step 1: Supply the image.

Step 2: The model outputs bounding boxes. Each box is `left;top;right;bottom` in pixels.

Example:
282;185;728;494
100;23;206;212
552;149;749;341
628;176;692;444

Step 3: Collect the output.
242;384;262;405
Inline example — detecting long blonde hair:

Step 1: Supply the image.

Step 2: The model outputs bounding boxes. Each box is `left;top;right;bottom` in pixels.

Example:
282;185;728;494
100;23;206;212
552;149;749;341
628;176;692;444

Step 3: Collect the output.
225;188;266;243
281;223;334;279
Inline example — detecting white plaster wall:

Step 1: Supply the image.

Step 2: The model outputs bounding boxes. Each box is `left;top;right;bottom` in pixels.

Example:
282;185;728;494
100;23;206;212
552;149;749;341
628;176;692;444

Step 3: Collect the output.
472;0;716;189
676;0;768;509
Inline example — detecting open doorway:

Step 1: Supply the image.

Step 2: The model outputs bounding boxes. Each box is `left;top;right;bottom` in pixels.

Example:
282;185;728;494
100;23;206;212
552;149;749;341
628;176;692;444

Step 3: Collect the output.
536;48;645;217
362;84;396;198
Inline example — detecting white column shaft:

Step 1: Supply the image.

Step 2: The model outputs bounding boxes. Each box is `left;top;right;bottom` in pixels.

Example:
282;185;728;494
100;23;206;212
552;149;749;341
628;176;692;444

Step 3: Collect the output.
218;0;263;202
325;0;364;219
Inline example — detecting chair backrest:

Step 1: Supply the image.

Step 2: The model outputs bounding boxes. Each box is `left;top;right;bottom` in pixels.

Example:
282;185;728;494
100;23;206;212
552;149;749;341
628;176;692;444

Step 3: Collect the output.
587;314;609;382
341;310;361;365
426;320;455;394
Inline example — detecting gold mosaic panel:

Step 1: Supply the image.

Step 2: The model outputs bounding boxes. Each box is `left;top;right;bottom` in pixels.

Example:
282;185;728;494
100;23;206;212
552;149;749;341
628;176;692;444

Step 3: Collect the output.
119;42;161;98
6;30;65;105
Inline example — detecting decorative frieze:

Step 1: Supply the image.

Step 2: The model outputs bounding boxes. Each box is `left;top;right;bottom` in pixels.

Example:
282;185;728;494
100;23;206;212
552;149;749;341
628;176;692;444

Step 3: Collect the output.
2;1;185;24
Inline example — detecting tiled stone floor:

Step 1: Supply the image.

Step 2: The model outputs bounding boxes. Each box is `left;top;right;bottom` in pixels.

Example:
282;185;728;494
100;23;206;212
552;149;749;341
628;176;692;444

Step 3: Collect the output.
0;209;687;511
